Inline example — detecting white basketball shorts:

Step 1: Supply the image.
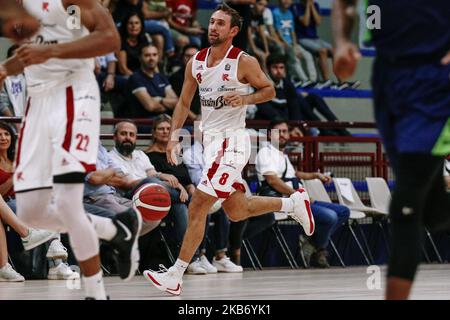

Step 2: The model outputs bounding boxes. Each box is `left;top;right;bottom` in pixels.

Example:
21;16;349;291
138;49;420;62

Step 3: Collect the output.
197;129;251;200
14;72;100;192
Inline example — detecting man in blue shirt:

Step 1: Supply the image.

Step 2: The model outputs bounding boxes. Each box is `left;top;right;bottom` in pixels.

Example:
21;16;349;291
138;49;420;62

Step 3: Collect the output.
127;44;178;120
333;0;450;300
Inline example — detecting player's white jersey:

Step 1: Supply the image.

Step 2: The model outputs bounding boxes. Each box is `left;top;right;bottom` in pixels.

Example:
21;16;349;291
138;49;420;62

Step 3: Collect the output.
22;0;94;94
192;46;251;135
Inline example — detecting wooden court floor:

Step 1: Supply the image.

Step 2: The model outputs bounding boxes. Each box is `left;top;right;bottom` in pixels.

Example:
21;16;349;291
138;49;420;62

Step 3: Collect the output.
1;264;449;300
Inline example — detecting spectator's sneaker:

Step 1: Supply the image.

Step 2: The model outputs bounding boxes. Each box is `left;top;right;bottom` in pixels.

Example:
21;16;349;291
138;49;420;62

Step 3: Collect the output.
0;263;25;282
110;208;142;281
310;249;330;268
199;255;218;274
299;235;316;266
46;239;68;260
212;257;243;273
143;265;183;296
48;262;80;280
21;229;57;251
288;188;315;236
300;80;314;88
348;80;361;89
186;259;207;275
314;80;332;89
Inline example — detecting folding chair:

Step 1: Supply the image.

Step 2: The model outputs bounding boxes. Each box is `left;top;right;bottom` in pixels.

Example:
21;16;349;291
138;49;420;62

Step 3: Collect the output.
302;179;370;266
241;180;300;270
366;177;443;263
334;177;389;264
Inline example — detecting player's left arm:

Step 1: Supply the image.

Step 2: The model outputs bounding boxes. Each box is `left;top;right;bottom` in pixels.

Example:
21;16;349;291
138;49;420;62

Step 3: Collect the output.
16;0;120;66
224;54;275;107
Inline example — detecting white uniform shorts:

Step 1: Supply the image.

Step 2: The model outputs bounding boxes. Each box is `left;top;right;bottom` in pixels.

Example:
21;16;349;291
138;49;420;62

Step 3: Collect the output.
197;129;251;200
14;72;100;192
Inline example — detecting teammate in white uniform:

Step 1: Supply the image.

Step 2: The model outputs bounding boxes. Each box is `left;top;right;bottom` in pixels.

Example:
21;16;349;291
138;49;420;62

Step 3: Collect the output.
143;4;315;296
0;0;141;300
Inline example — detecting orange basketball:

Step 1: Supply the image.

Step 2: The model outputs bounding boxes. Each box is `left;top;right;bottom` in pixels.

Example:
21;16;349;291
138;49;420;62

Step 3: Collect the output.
132;183;171;221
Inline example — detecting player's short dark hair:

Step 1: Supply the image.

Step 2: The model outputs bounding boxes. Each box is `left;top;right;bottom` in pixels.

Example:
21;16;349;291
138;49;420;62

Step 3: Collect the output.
213;4;243;31
7;44;19;58
266;53;287;70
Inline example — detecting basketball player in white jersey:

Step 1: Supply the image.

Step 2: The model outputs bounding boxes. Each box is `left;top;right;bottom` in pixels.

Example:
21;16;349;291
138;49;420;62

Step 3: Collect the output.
143;4;315;296
0;0;142;300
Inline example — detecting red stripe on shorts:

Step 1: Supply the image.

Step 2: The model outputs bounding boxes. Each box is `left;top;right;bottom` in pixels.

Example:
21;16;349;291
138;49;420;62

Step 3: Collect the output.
62;86;74;151
232;182;246;193
206;138;229;182
214;189;230;199
15;98;31;168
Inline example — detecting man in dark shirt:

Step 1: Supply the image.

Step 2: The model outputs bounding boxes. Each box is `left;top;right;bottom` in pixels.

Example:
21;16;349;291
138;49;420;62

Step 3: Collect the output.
257;54;349;135
333;0;450;300
127;44;178;120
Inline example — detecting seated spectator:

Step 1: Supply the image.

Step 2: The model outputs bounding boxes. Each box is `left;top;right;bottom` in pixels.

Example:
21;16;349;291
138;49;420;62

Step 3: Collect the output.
169;44;201;121
291;0;359;90
272;0;317;87
126;44;178;124
0;195;57;281
108;120;190;259
0;45;26;118
0;122;77;280
113;0;175;60
247;0;271;73
261;1;287;56
255;119;350;267
95;53;128;94
167;0;205;48
291;0;332;88
117;12;153;77
84;142;160;235
181;121;243;272
257;54;351;136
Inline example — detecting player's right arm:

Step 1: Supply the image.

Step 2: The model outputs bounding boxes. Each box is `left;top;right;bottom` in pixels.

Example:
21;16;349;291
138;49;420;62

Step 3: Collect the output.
331;0;361;80
167;58;197;165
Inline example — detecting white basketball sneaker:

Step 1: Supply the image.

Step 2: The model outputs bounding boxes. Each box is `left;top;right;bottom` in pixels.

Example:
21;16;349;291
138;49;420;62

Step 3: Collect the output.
289;188;315;236
48;262;80;280
0;263;25;282
143;265;183;296
46;239;69;260
21;229;57;251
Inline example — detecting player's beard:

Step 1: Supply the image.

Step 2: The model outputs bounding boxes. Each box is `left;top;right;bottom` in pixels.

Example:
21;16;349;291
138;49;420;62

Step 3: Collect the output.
208;34;225;46
116;140;136;157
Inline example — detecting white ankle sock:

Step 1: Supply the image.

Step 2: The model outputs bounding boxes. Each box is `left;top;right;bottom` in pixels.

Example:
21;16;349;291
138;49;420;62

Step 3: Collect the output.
87;214;117;241
280;198;294;212
174;259;189;276
83;270;107;300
